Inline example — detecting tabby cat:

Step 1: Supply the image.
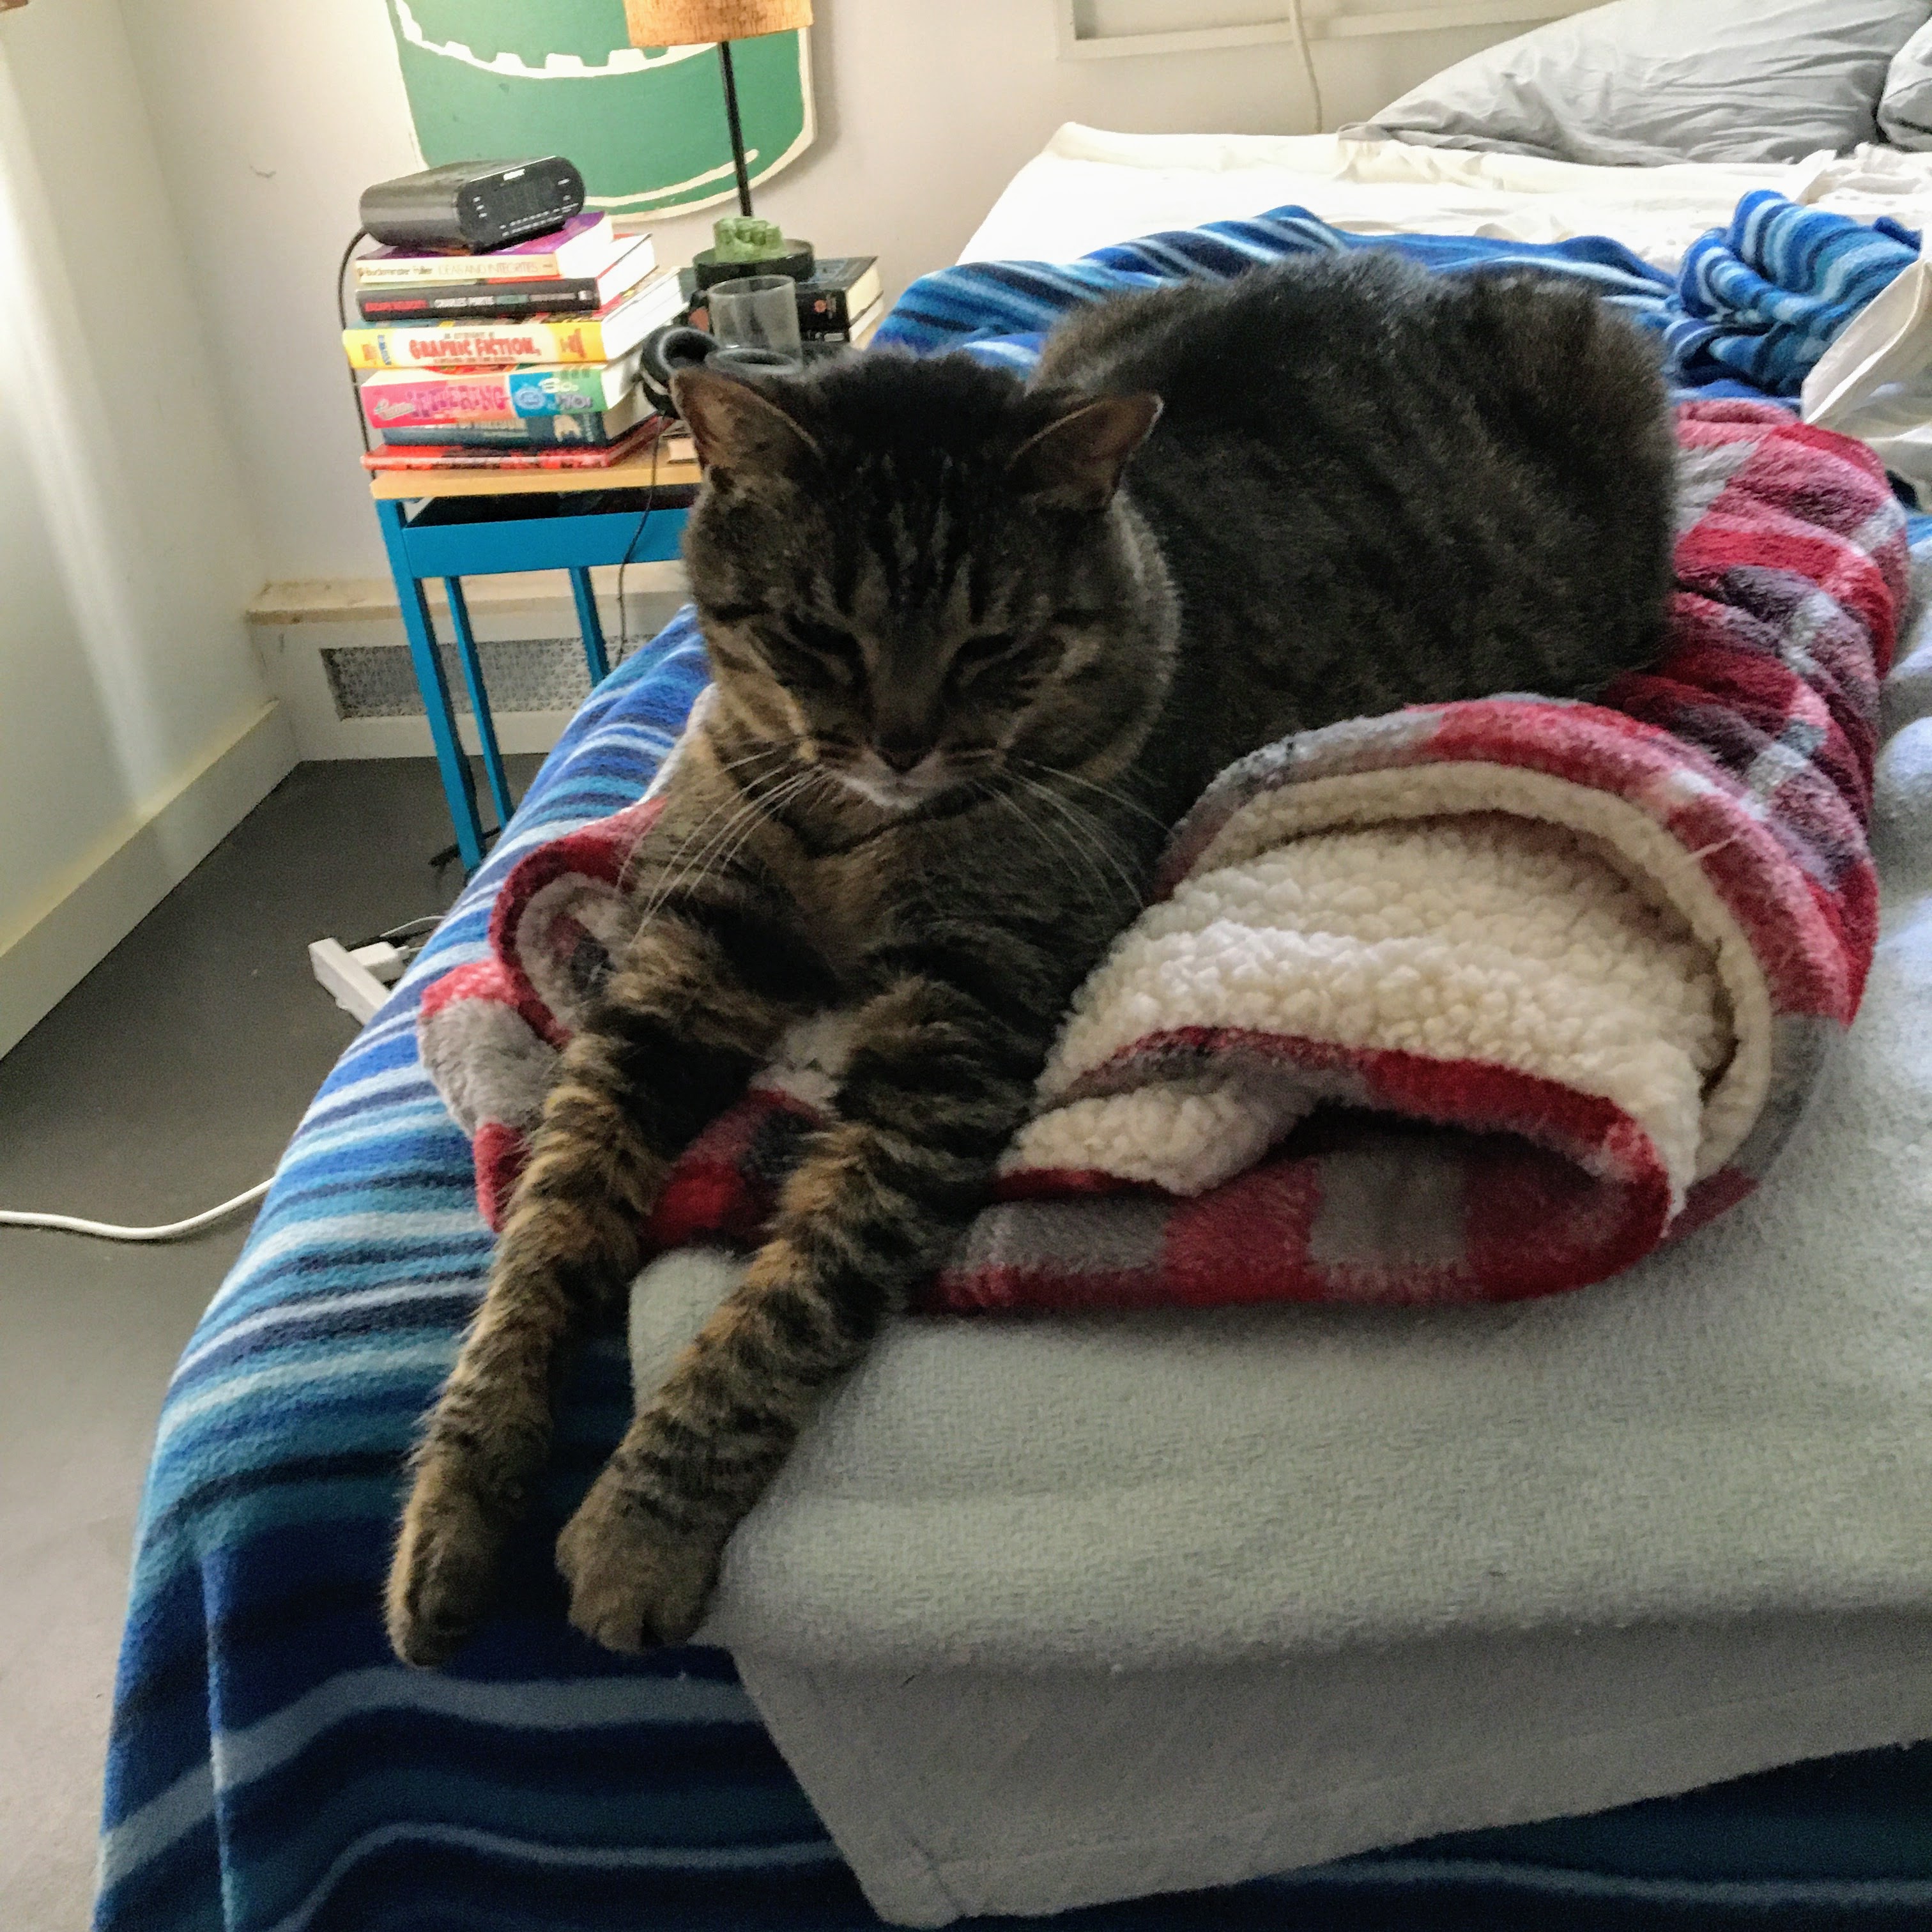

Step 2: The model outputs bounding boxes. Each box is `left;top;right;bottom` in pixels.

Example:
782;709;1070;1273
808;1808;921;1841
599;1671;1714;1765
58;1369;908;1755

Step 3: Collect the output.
388;252;1677;1664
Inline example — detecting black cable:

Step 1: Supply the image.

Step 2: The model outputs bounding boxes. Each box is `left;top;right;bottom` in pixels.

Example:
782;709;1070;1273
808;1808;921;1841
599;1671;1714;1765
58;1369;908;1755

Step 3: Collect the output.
346;915;442;952
427;825;500;877
337;226;372;452
614;431;664;664
615;510;647;664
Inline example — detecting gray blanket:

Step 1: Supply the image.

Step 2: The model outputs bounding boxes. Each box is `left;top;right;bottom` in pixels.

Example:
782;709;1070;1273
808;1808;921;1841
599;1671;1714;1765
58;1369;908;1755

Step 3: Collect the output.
629;567;1932;1926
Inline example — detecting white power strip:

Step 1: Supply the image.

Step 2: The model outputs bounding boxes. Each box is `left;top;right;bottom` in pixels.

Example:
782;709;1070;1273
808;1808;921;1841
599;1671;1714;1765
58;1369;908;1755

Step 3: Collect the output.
309;938;406;1023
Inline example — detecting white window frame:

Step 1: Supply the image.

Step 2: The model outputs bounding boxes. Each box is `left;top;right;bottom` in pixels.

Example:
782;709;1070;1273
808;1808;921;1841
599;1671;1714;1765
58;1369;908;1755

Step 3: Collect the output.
1055;0;1578;59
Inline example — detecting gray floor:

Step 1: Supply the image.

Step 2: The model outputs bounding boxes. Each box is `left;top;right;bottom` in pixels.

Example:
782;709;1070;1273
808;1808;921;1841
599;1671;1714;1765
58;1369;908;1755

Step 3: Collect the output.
0;756;535;1932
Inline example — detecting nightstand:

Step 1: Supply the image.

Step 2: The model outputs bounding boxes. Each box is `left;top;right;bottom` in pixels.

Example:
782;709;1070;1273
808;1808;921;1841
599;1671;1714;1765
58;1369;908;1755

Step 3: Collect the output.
369;441;702;871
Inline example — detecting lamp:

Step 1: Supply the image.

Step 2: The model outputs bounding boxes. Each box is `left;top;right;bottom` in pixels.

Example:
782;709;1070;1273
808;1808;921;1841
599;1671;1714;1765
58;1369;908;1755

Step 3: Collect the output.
623;0;813;220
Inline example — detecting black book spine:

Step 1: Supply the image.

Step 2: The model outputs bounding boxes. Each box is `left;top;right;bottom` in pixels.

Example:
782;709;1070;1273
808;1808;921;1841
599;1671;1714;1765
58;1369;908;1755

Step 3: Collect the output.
795;284;854;334
355;279;601;323
795;263;878;336
684;262;875;338
378;416;619;448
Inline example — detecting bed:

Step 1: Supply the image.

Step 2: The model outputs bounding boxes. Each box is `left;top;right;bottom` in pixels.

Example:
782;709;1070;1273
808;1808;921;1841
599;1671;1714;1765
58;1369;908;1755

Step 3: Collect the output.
96;101;1932;1932
958;123;1932;273
99;594;1932;1932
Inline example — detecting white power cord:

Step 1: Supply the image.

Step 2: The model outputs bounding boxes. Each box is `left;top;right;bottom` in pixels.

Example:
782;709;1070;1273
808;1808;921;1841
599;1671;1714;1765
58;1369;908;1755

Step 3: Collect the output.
1287;0;1325;132
0;1179;272;1243
4;910;433;1243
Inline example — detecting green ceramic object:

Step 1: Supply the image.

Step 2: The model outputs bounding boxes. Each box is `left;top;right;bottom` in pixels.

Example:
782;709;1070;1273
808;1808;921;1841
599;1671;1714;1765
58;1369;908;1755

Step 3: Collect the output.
712;216;789;262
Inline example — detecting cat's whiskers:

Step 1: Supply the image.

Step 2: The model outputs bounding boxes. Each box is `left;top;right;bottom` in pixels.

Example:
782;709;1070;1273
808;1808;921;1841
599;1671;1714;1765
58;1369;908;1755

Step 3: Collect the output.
632;795;753;917
634;775;780;921
638;764;818;922
1011;773;1146;913
660;769;820;910
637;730;819;896
641;739;805;881
707;766;836;891
973;777;1118;912
1017;784;1136;912
969;781;1082;903
1016;757;1170;833
703;742;797;780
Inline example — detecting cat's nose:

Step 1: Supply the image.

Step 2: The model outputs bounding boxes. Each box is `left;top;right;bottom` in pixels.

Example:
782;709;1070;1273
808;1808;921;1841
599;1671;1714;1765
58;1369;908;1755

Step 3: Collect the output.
876;737;933;774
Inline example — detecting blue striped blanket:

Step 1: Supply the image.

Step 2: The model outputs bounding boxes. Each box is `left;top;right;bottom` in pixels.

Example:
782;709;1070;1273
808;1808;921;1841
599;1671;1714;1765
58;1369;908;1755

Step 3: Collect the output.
878;189;1920;400
98;202;1932;1932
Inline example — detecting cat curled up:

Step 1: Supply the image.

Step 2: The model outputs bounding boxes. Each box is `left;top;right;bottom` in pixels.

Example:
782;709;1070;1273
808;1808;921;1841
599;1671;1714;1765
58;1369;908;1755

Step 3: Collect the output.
388;252;1677;1664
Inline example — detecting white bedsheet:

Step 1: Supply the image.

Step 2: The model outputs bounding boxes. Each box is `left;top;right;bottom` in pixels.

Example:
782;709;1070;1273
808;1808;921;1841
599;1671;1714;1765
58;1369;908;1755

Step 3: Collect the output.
960;123;1932;271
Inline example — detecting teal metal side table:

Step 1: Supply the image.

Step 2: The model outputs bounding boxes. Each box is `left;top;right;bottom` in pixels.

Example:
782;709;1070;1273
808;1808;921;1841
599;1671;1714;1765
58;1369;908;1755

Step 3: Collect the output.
369;450;700;871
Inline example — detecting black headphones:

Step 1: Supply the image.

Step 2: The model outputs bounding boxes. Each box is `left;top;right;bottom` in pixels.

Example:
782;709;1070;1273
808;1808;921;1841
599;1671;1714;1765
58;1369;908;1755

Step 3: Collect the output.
637;324;803;420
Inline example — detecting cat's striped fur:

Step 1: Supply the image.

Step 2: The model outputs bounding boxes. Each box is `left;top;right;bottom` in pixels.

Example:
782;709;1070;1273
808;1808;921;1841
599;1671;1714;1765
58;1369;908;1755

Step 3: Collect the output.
388;254;1676;1663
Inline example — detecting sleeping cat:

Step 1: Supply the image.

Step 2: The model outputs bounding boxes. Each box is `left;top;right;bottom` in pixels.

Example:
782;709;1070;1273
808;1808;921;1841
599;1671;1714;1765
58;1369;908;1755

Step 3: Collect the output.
387;252;1677;1664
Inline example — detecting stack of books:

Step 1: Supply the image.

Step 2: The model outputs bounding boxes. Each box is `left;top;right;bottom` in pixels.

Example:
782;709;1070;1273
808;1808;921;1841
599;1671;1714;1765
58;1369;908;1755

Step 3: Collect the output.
348;211;686;473
680;255;885;349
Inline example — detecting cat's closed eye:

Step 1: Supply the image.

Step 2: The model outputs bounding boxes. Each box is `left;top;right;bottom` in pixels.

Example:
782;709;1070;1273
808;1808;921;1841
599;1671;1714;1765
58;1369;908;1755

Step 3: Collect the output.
778;620;866;686
947;632;1027;687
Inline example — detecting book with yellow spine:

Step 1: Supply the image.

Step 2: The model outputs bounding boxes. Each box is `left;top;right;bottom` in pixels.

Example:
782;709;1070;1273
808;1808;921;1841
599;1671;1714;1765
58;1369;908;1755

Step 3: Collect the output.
343;267;682;371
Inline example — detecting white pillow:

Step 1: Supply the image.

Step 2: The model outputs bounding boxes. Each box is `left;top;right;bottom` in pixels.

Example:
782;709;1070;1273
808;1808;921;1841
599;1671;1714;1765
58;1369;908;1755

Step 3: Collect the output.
1882;20;1932;144
1342;0;1932;167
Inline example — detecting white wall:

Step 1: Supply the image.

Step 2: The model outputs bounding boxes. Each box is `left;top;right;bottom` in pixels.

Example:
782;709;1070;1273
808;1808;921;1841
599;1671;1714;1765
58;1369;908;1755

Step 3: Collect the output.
121;0;1524;586
0;0;291;1056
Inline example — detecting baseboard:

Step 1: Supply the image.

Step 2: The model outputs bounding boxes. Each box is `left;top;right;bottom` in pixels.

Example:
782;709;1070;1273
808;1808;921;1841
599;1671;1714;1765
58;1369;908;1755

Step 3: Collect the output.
248;561;687;627
249;569;689;762
0;702;297;1059
280;709;585;760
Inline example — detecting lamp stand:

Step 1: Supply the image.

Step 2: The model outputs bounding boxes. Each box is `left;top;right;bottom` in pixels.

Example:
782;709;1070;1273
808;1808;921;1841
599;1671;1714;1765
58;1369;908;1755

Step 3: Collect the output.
717;39;754;217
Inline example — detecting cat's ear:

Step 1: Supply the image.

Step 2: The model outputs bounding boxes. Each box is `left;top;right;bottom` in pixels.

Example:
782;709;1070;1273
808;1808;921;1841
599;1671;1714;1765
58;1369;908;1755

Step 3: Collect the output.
672;370;822;480
1008;392;1162;510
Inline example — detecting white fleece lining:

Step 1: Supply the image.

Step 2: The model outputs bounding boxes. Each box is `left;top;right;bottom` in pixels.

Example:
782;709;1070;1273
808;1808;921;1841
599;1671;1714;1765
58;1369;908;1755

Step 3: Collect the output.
1010;1079;1313;1199
1172;762;1774;1179
1018;814;1731;1206
742;764;1771;1204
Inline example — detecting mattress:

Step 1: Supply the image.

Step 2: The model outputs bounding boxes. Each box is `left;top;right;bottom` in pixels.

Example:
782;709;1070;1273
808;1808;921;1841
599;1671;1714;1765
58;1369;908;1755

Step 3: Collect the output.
961;124;1932;271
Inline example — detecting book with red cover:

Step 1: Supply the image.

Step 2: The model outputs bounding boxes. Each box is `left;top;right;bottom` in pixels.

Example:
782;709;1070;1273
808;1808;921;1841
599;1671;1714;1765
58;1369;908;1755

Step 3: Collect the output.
361;416;668;472
355;234;656;322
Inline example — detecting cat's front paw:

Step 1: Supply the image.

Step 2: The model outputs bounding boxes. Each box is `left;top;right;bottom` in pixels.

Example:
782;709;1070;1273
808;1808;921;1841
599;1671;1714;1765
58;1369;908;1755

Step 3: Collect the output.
386;1462;507;1668
556;1468;721;1653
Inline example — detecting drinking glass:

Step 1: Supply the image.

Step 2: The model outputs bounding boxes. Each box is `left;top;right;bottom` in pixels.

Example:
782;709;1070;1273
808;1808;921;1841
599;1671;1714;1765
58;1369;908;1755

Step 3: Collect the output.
707;274;803;359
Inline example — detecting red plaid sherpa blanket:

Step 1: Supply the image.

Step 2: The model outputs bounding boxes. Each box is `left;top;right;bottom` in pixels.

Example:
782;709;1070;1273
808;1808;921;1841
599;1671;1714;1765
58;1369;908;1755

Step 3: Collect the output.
421;402;1905;1310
